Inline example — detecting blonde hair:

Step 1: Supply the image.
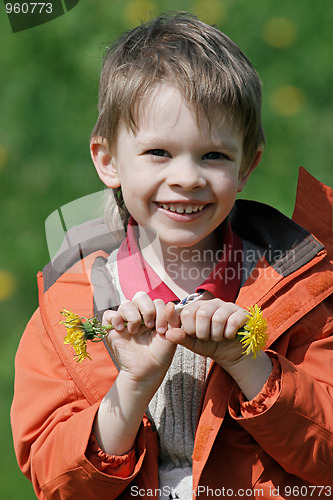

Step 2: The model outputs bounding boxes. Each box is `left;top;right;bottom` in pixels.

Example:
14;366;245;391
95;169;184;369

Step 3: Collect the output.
91;12;265;229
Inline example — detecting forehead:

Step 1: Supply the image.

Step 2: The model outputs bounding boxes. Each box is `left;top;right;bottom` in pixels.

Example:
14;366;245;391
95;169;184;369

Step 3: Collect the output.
138;85;184;127
132;83;242;142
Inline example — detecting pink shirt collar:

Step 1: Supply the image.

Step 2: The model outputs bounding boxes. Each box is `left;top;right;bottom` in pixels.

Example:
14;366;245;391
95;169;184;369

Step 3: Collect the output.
117;218;243;304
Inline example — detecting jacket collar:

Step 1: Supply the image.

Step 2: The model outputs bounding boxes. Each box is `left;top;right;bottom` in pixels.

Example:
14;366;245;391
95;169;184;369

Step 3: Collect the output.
230;198;324;278
292;167;333;260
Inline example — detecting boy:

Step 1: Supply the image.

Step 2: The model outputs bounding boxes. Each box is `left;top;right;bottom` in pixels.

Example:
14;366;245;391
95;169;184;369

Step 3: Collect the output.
11;12;333;500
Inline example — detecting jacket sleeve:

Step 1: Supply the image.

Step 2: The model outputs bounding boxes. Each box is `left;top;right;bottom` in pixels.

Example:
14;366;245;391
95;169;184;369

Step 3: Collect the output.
228;296;333;486
10;308;150;499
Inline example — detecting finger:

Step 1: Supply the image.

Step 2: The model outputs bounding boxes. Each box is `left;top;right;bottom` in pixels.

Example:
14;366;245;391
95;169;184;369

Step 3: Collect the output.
210;304;246;340
117;300;143;334
182;301;220;340
132;291;156;328
154;299;168;334
102;309;125;331
194;306;214;340
179;304;198;336
164;302;181;329
211;303;242;341
210;309;227;342
224;308;248;339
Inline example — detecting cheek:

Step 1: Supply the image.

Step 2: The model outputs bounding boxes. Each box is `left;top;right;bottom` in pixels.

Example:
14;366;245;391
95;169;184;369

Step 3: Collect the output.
215;172;239;196
123;170;159;201
121;182;151;216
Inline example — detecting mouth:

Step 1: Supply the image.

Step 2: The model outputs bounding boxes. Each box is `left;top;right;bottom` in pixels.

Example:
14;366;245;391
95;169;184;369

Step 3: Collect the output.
156;202;208;214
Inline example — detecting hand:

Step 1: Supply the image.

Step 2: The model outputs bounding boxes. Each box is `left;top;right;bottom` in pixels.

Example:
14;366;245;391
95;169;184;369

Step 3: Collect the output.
102;291;176;388
165;294;273;400
165;294;248;369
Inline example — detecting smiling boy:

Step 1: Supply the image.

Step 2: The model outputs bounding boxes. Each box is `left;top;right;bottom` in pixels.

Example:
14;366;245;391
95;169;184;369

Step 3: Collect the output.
11;12;333;500
91;83;260;290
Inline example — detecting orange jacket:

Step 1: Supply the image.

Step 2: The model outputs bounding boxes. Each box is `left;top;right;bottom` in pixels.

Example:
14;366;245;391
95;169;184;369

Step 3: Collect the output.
11;168;333;499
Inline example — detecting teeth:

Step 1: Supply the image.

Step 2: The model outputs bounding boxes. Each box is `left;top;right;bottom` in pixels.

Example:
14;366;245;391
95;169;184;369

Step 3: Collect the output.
159;203;206;214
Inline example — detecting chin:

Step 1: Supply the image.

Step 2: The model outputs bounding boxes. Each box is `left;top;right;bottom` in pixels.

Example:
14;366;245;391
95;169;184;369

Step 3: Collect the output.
161;235;207;249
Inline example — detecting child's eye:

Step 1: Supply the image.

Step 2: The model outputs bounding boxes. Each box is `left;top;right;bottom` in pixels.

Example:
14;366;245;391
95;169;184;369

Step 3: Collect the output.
145;149;170;157
202;151;228;161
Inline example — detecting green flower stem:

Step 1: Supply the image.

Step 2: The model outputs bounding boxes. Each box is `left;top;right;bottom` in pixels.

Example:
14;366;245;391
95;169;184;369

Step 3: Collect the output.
84;320;247;340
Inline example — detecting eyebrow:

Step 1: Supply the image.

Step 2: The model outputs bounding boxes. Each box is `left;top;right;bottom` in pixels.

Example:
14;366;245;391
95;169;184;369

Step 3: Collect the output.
208;140;240;153
137;137;240;151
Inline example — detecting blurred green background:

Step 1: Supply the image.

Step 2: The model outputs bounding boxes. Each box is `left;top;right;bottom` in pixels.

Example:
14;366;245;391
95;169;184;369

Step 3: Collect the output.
0;0;332;497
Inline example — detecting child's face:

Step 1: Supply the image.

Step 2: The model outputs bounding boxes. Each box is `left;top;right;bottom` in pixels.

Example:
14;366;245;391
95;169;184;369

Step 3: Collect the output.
96;84;255;251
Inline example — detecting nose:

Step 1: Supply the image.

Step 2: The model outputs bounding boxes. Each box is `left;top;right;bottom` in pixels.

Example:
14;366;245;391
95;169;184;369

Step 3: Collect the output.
167;158;206;191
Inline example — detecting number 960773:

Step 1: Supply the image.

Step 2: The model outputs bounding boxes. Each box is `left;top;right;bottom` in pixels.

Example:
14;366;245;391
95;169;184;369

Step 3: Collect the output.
5;3;53;14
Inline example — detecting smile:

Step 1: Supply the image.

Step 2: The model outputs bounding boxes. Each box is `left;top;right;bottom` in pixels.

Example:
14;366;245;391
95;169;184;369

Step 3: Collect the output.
157;203;207;214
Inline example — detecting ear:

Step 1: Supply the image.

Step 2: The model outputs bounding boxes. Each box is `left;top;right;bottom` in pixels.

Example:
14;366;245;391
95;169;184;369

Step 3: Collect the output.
90;136;121;188
237;148;263;192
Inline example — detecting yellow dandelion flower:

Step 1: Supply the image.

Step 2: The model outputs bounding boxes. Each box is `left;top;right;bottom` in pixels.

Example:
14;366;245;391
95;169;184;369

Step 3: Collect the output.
64;329;91;363
60;308;84;329
60;309;113;363
238;305;268;359
60;309;92;363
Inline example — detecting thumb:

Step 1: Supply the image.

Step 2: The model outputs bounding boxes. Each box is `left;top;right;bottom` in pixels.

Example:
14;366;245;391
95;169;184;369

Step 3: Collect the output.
165;327;196;350
166;328;217;359
165;328;209;357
